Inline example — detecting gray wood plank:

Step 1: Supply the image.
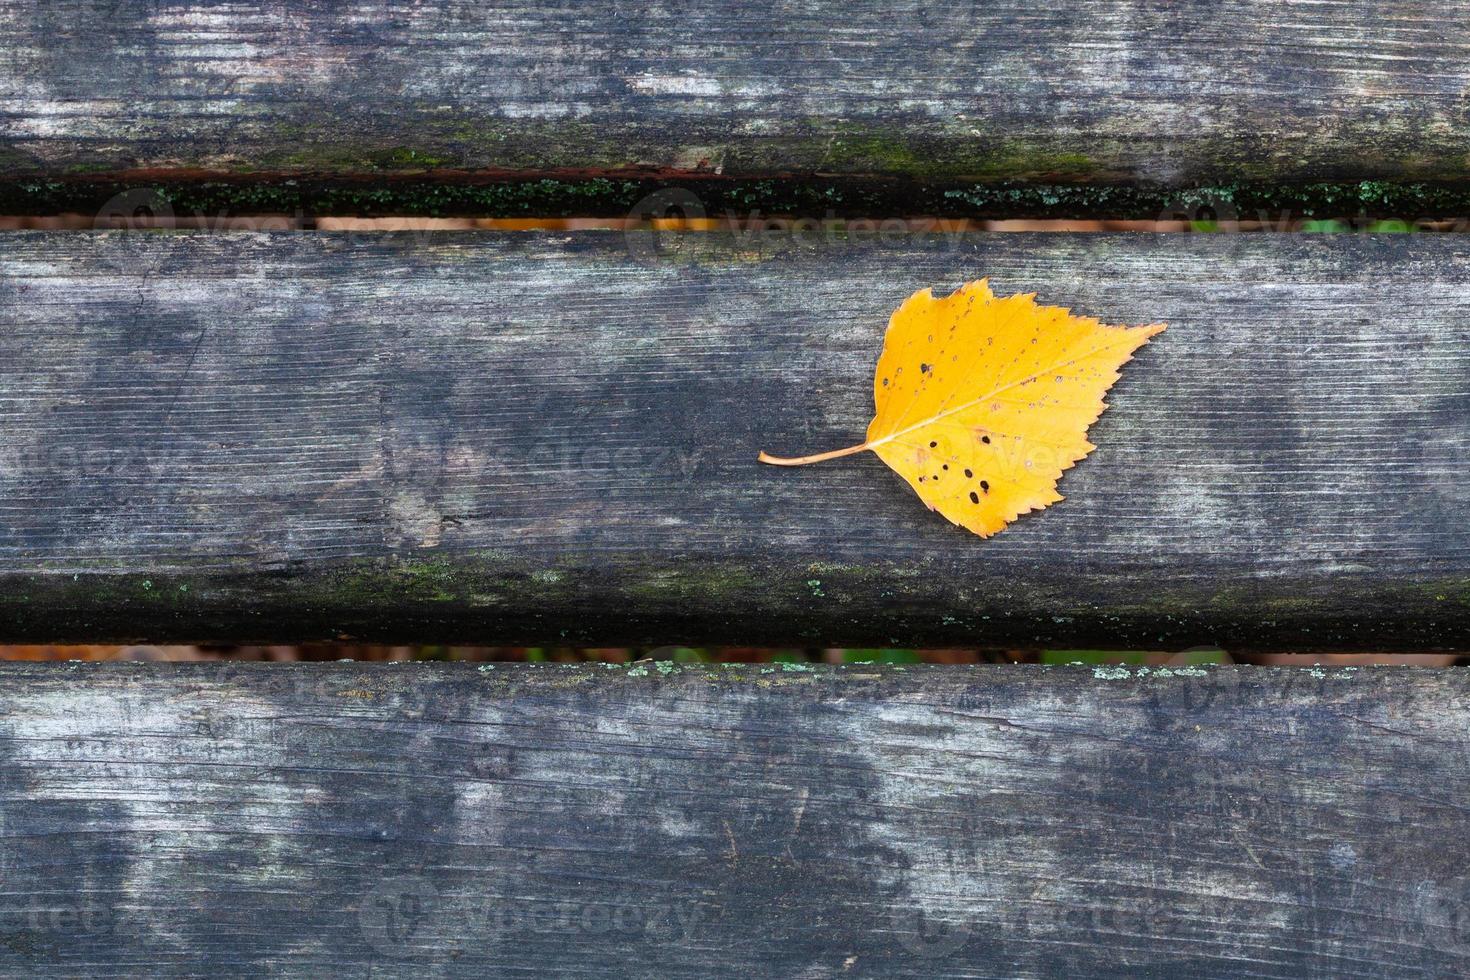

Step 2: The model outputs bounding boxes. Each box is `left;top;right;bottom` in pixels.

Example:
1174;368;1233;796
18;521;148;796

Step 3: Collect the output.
0;661;1465;977
2;230;1469;648
1;1;1469;183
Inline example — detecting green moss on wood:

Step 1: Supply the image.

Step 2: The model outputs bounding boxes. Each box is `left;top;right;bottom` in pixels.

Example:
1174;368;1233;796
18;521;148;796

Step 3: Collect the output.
5;173;1470;222
3;555;1469;651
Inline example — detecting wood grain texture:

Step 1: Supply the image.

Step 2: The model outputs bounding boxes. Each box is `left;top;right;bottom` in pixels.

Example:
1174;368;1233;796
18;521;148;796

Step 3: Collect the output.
0;661;1466;977
1;1;1469;182
2;230;1470;648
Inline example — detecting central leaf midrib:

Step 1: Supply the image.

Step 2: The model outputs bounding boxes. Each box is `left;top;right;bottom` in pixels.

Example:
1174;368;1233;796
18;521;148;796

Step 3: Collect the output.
870;333;1142;450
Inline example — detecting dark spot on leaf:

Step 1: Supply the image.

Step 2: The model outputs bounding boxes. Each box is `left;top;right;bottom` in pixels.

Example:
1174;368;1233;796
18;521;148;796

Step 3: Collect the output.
929;441;937;448
964;468;973;478
920;363;931;373
981;480;990;492
981;436;991;444
969;491;980;504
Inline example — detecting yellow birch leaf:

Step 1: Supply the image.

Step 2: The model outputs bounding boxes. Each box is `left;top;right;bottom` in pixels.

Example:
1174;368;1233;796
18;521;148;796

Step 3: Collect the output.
759;279;1165;538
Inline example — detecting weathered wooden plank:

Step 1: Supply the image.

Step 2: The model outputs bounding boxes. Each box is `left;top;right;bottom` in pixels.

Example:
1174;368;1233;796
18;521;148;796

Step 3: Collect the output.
1;1;1469;183
2;230;1469;648
0;661;1464;977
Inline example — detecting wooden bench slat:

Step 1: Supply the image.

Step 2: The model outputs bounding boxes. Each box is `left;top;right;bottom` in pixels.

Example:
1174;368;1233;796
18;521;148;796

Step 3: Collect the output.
1;231;1467;647
2;2;1469;182
0;661;1464;976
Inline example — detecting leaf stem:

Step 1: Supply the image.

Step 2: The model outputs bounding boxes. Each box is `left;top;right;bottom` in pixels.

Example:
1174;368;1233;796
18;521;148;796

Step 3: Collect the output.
757;442;871;466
